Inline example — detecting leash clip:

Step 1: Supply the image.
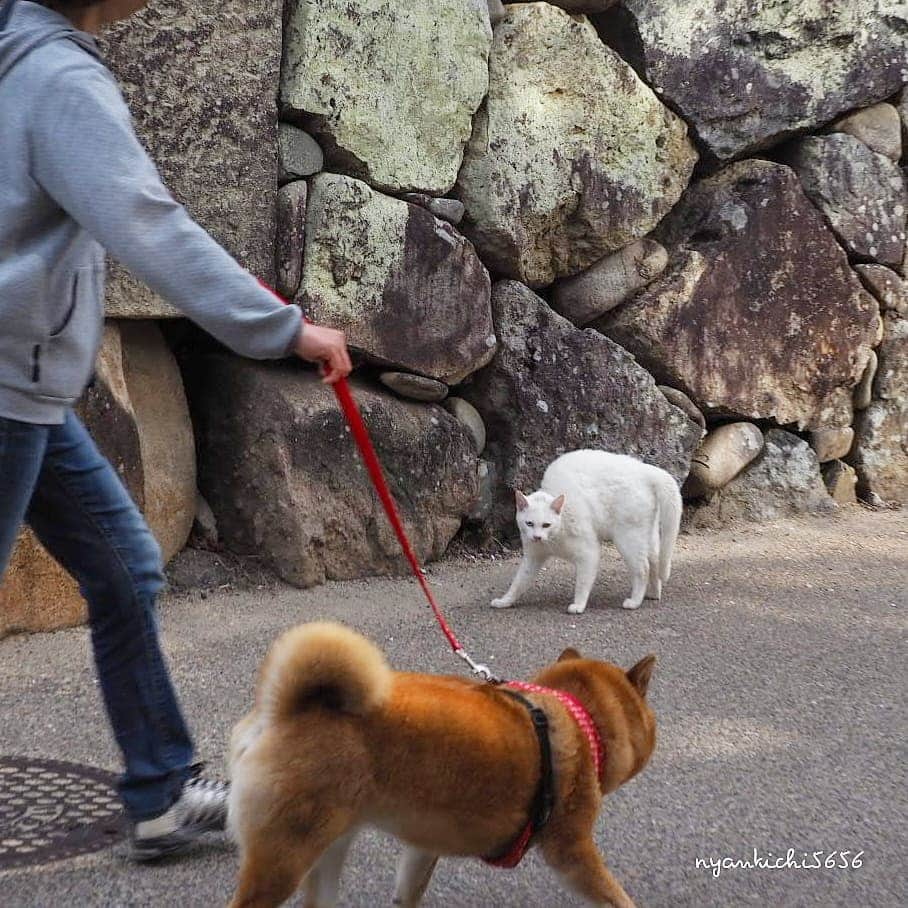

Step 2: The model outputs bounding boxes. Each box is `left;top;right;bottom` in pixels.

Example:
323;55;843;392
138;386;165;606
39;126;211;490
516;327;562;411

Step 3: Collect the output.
455;648;500;684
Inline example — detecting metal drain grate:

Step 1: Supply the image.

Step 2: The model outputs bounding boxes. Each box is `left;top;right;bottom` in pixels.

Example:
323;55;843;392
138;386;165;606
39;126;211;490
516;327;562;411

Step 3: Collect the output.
0;756;125;869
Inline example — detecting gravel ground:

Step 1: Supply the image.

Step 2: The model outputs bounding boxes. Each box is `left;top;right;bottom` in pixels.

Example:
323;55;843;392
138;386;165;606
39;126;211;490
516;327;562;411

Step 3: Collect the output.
1;508;906;907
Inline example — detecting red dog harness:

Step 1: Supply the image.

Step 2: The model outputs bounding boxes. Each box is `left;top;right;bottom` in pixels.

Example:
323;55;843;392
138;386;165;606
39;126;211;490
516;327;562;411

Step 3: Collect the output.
483;682;605;869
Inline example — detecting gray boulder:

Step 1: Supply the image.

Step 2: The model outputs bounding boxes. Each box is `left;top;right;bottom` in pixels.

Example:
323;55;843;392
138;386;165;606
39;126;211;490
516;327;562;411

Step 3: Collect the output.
101;0;282;317
850;401;908;506
461;281;702;535
281;0;491;194
604;0;908;162
300;174;495;385
788;134;907;268
278;123;324;182
190;359;479;587
597;161;879;430
457;2;696;287
689;430;835;527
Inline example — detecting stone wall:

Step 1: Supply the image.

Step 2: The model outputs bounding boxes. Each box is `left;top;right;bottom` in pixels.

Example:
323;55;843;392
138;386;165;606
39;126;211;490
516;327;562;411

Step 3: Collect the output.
5;0;906;635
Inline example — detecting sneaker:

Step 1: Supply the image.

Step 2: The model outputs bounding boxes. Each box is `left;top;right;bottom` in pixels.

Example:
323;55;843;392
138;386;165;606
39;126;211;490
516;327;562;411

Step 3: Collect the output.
131;764;229;862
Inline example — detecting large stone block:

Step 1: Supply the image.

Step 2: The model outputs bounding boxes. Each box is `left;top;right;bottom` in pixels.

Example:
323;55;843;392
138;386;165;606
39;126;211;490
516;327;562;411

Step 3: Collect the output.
0;323;196;636
597;161;879;430
281;0;491;194
456;2;696;287
788;134;907;268
189;358;479;587
100;0;282;317
602;0;908;162
300;174;495;385
461;281;702;535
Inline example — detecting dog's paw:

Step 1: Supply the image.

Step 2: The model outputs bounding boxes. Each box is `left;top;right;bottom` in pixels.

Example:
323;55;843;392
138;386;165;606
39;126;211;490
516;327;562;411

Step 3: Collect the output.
567;602;587;615
621;598;642;610
491;597;514;609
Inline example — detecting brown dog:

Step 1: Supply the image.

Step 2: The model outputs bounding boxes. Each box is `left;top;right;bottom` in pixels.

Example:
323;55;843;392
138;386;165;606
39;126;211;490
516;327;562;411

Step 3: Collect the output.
227;622;656;908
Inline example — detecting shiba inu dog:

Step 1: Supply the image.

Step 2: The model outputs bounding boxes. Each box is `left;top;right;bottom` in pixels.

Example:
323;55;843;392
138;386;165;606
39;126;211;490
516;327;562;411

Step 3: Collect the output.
228;622;656;907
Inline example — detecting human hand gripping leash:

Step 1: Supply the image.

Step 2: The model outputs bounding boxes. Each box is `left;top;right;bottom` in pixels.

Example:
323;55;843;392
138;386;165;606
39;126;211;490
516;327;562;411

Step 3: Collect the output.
259;281;499;683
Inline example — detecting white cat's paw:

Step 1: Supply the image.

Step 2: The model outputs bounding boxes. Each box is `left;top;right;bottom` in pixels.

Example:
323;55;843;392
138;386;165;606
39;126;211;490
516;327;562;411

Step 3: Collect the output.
491;597;514;609
567;602;587;615
645;584;662;600
621;598;643;611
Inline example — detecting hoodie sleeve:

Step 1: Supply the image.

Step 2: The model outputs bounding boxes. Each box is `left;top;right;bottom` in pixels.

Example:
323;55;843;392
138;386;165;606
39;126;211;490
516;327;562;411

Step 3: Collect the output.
27;57;302;360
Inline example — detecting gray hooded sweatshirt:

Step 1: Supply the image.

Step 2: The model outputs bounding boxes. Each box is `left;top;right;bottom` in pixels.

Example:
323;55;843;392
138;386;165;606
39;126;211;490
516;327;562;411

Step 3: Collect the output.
0;0;302;424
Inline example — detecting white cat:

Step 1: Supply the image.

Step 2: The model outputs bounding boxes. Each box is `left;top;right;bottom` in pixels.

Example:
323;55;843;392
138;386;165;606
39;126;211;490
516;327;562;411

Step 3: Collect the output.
491;449;682;614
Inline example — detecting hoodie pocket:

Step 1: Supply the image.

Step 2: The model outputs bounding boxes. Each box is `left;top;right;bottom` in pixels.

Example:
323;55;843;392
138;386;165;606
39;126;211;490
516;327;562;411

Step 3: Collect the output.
36;266;105;402
50;273;80;337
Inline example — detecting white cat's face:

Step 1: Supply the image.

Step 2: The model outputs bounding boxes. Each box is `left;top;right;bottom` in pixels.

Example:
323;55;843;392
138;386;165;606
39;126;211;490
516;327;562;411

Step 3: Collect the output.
515;490;565;544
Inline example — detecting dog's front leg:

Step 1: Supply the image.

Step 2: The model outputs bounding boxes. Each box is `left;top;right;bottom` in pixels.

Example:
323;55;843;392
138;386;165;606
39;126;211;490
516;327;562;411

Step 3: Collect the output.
392;846;439;907
305;831;356;908
229;826;347;908
491;552;547;608
542;837;636;908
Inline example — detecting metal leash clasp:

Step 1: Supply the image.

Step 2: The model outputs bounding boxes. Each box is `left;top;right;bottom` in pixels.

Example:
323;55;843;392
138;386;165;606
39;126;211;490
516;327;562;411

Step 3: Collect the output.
456;648;501;684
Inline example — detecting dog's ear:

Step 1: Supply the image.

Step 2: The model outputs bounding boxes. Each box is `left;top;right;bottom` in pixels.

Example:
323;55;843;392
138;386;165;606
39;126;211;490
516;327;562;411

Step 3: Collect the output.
558;647;581;662
515;490;529;511
551;493;566;514
626;654;656;697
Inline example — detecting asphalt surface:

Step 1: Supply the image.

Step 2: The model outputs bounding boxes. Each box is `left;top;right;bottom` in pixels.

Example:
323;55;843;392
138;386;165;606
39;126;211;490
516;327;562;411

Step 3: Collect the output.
1;509;906;907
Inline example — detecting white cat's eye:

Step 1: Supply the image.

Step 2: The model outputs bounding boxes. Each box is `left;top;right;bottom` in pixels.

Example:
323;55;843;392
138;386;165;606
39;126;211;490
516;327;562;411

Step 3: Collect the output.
526;521;534;527
542;523;551;528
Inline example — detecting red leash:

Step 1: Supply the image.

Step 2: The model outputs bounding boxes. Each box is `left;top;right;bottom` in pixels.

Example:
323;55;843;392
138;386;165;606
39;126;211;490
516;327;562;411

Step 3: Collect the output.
260;281;495;681
331;377;496;680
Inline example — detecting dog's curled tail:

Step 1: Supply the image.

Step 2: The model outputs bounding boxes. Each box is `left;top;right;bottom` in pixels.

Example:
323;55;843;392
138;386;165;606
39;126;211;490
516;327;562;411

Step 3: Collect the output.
258;621;392;723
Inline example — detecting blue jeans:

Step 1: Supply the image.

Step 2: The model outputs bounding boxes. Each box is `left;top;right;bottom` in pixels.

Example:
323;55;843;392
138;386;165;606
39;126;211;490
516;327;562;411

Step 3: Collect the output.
0;411;194;821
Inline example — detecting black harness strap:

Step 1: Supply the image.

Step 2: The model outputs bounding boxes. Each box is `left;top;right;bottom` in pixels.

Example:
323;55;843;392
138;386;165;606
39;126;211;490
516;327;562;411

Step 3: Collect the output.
483;688;555;867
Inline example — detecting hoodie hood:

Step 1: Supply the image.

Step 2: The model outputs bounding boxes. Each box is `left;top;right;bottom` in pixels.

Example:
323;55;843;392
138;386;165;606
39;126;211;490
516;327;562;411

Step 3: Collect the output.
0;0;98;82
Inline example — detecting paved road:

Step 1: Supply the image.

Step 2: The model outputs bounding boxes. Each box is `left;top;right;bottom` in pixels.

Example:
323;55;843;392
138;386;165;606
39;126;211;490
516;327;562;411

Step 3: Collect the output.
1;510;906;907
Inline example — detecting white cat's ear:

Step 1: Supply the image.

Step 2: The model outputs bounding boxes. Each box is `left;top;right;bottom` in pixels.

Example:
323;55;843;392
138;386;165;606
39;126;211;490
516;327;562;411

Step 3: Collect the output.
551;494;566;514
515;490;529;511
627;654;657;698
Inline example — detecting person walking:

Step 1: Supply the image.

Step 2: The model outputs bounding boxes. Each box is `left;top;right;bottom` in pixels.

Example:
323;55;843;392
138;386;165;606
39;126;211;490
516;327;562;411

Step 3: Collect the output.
0;0;352;860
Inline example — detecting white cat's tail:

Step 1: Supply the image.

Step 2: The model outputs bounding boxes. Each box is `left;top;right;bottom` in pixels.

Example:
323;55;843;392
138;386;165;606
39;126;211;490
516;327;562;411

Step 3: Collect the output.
657;477;683;583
